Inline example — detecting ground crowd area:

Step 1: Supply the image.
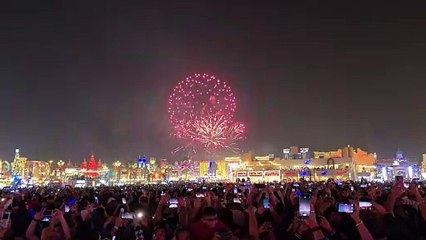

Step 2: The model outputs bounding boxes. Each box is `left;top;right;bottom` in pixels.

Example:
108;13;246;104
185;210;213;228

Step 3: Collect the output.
0;179;425;240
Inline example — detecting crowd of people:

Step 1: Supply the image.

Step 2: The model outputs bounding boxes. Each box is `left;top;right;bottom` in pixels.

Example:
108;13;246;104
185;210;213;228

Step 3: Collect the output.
0;177;425;240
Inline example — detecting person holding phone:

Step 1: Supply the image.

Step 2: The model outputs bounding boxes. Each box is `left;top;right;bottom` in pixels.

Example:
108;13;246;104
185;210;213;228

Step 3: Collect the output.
0;198;13;240
26;210;72;240
25;211;45;240
350;202;374;240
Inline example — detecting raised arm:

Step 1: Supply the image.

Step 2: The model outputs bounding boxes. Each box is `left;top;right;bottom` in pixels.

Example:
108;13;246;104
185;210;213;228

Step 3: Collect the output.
188;197;202;223
384;186;403;215
55;211;72;240
26;211;42;240
247;206;259;240
178;197;189;227
350;202;374;240
153;194;169;224
409;183;426;220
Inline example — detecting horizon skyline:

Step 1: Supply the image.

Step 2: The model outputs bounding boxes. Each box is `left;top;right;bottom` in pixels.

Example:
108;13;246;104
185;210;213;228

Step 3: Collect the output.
1;144;421;164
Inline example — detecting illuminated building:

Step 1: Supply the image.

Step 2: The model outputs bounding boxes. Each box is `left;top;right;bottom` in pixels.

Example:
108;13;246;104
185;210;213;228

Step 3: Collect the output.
227;146;377;182
377;150;421;181
176;160;197;180
215;160;227;178
230;152;283;182
80;154;106;178
422;154;426;179
199;160;210;177
12;149;27;177
159;159;169;169
314;149;343;159
192;156;250;180
224;157;241;178
283;147;310;160
25;160;50;183
281;146;378;181
0;160;11;175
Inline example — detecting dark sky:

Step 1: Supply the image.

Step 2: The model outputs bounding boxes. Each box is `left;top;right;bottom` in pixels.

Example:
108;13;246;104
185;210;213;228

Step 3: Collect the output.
1;1;426;163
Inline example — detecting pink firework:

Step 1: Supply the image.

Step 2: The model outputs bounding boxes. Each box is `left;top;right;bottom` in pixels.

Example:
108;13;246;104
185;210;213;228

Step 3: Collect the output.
193;113;245;152
168;73;245;153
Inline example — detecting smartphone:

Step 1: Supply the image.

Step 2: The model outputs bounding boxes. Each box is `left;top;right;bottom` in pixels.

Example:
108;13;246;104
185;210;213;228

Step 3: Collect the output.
136;212;143;219
263;198;270;209
360;184;367;188
233;188;238;194
338;203;354;213
233;198;241;204
122;198;127;205
216;230;233;240
94;196;99;204
120;212;135;219
64;205;70;213
299;195;311;217
359;201;372;209
169;198;178;208
1;212;10;227
41;216;51;222
293;183;300;187
43;210;53;217
68;198;76;206
196;193;205;198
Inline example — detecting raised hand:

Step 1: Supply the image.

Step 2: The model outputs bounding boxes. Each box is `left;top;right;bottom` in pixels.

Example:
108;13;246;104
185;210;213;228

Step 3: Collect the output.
350;201;362;223
193;197;202;209
159;194;170;207
317;216;333;233
258;221;273;234
34;211;43;221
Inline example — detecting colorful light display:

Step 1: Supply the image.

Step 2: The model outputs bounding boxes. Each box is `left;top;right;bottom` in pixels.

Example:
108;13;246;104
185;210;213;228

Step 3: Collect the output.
168;73;245;153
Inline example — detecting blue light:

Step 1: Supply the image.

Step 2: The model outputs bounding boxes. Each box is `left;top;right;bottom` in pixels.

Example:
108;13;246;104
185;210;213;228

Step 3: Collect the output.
138;155;147;168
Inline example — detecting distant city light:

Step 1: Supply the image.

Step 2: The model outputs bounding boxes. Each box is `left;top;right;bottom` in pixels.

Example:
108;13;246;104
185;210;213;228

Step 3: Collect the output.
408;166;413;178
382;167;387;181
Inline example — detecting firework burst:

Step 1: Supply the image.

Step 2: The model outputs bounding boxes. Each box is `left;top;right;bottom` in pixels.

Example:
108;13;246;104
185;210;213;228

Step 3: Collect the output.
168;73;245;153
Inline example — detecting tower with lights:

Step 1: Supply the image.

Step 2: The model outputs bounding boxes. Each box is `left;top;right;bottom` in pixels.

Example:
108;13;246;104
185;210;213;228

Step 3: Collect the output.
12;149;27;177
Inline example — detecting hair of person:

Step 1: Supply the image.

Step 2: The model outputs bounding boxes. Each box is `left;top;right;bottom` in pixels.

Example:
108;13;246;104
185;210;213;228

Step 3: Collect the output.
202;207;217;217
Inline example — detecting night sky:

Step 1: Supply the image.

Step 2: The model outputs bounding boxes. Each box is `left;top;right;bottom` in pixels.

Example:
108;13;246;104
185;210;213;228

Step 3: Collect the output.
1;1;426;162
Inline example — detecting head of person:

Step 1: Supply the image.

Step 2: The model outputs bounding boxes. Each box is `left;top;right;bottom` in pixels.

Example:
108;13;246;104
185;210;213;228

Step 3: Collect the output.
175;228;190;240
153;226;167;240
153;222;173;240
41;219;64;240
201;207;218;228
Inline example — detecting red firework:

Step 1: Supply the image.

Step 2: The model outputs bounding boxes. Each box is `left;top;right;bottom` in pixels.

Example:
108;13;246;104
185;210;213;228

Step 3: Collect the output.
168;73;245;153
